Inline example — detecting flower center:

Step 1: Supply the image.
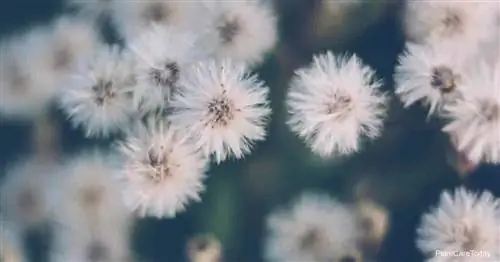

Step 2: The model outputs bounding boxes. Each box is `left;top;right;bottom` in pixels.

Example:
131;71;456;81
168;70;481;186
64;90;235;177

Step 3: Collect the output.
461;225;479;251
53;45;72;72
17;190;38;215
92;79;114;105
218;17;241;44
207;91;235;128
442;12;463;36
80;186;104;208
299;228;321;251
326;91;353;119
480;101;499;122
146;147;171;183
149;62;179;88
431;66;458;94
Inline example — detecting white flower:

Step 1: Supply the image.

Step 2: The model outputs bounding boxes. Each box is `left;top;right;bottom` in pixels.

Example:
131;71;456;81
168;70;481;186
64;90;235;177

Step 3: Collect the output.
286;52;387;158
170;59;271;163
442;60;500;164
118;119;208;218
403;1;497;53
0;157;56;230
58;46;135;138
110;0;200;42
0;16;100;120
394;42;467;116
49;151;132;233
265;192;362;262
200;0;277;65
417;187;500;262
128;25;204;114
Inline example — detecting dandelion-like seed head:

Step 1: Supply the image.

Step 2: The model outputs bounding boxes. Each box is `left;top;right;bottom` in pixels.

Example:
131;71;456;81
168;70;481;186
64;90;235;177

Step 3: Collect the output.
417;187;500;261
170;59;271;163
287;52;387;157
119;119;207;218
395;43;467;116
58;46;135;138
442;60;500;164
265;192;362;262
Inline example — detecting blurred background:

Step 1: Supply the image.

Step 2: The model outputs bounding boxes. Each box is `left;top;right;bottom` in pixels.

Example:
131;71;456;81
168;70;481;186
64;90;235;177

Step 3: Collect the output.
0;1;499;262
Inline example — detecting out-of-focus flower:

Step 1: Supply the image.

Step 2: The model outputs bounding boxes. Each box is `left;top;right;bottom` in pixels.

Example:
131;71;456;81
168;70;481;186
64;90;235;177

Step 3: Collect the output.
118;119;208;218
49;151;132;232
0;215;27;262
170;59;271;163
265;192;363;262
394;43;467;116
110;0;200;42
58;46;135;138
186;234;222;262
417;187;500;262
0;157;56;230
128;25;204;114
442;60;500;164
286;52;387;158
403;2;497;53
355;199;389;257
200;0;277;66
0;16;100;120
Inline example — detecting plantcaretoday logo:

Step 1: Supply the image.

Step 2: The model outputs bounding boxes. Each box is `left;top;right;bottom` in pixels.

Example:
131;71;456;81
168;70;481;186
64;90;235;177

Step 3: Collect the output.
435;249;492;259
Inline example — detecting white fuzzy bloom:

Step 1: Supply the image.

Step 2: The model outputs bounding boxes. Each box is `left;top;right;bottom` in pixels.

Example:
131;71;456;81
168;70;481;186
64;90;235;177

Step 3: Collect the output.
58;46;135;138
128;25;203;114
118;119;208;218
0;157;56;230
403;1;497;53
0;216;27;262
395;43;467;116
0;16;100;120
110;0;201;42
200;0;277;65
170;59;271;163
265;192;362;262
49;152;133;262
442;60;500;164
287;52;387;158
417;187;500;262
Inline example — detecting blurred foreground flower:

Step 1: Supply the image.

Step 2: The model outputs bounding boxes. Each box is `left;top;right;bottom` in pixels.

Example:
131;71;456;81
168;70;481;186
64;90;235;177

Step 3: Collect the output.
187;234;223;262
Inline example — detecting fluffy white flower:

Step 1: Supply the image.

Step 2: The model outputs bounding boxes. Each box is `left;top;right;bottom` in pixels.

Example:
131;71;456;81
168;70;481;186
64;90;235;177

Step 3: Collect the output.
58;46;135;138
417;187;500;262
265;192;362;262
0;157;56;230
200;0;277;65
49;151;132;233
287;52;387;158
49;151;133;262
118;119;208;218
170;59;271;163
128;25;204;114
403;1;497;53
0;16;100;120
110;0;201;42
442;60;500;164
395;43;468;116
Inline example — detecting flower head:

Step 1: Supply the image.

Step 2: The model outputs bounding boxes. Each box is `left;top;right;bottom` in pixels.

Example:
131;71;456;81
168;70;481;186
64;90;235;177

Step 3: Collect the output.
111;0;200;42
58;46;135;138
442;60;500;164
404;2;497;52
417;187;500;262
170;59;271;163
200;0;277;65
128;25;204;114
118;119;208;218
395;43;467;116
287;52;387;157
265;192;362;262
